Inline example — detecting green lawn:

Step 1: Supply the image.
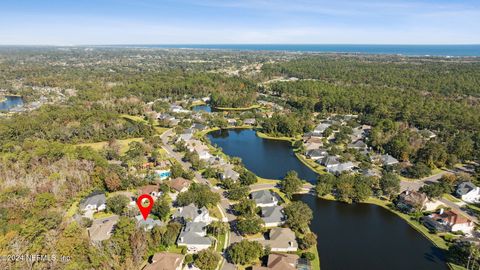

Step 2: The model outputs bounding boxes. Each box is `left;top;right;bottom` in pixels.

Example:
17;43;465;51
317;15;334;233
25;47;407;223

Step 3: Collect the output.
208;205;223;220
65;201;78;218
443;193;462;203
295;153;327;175
256;131;299;143
256;177;280;185
121;114;147;123
215;232;227;252
306;245;321;270
75;137;143;154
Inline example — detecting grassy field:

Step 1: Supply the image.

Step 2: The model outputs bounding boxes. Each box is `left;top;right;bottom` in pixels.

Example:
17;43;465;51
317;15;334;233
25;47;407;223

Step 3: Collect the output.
76;137;144;154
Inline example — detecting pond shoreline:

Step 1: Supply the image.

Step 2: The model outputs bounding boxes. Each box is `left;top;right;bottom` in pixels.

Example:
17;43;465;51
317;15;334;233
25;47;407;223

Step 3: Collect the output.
204;127;451;270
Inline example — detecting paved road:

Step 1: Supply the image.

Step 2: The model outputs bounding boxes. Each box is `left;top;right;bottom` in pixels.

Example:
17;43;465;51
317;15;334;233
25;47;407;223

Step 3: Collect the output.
399;169;479;222
399;170;453;192
160;129;237;270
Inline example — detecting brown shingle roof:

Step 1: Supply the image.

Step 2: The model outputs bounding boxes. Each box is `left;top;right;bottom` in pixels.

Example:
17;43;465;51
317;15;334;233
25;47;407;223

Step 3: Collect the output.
168;178;191;192
143;252;184;270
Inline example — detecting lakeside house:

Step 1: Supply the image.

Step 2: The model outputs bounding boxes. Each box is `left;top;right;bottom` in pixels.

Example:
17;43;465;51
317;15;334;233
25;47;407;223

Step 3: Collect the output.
80;191;107;218
318;155;340;168
260;205;285;227
244;118;256;125
421;209;474;234
251;190;279;207
220;166;240;181
177;222;212;253
144;252;184;270
260;227;298;252
305;148;328;160
326;161;355;175
173;204;212;224
253;253;306;270
395;190;428;213
456;182;480;203
88;215;119;243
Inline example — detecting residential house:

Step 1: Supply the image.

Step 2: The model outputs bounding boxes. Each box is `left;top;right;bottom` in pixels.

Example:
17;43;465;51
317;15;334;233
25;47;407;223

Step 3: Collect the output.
80;191;107;218
456;182;480;203
304;142;323;151
420;129;436;139
144;252;184;270
135;215;163;231
422;209;474;234
227;119;237;126
260;227;298;252
396;190;428;213
168;178;191;193
220;166;240;181
139;185;161;199
192;123;207;131
170;105;190;114
244;118;256;125
305;148;327;160
177;222;212;253
173;204;212;224
312;123;331;137
347;140;367;151
88;215;119;243
260;206;285;227
318;156;340;168
381;154;399;166
251;190;279;207
326;162;355;175
252;253;302;270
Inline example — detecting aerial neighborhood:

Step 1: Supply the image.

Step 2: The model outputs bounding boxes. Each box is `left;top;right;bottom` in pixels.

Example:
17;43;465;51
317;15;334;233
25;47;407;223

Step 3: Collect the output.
1;48;480;270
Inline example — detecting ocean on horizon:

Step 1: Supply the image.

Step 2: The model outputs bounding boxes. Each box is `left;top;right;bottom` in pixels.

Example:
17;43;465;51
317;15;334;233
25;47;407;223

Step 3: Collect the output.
112;44;480;57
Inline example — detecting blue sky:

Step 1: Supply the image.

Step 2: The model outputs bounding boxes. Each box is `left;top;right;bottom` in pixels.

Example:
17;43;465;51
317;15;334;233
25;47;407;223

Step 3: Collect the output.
0;0;479;45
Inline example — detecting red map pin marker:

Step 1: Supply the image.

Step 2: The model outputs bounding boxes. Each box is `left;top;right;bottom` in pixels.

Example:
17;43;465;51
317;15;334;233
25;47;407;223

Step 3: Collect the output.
136;194;154;220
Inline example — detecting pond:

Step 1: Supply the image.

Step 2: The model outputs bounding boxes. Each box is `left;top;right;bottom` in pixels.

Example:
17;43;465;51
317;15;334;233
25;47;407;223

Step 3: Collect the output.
295;194;447;270
207;128;447;270
0;95;24;111
207;129;318;182
192;104;212;113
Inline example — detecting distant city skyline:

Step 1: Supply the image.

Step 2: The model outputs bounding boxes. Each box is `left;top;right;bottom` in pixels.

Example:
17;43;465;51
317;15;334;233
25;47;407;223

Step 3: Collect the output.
1;0;479;45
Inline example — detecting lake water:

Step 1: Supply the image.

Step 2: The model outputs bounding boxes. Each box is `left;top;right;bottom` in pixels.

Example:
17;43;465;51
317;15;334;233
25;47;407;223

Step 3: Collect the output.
0;96;23;111
207;128;447;270
120;44;480;57
192;104;212;113
295;194;447;270
207;129;318;182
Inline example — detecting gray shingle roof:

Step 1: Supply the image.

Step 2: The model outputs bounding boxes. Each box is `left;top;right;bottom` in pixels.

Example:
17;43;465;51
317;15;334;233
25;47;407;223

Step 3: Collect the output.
173;204;208;221
261;206;285;224
456;182;477;196
79;191;106;210
251;190;277;205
